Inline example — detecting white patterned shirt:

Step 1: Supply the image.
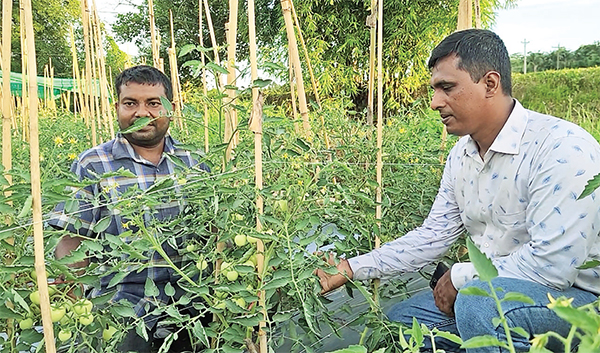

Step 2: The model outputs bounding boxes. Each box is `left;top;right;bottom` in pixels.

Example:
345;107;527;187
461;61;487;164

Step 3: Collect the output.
349;100;600;294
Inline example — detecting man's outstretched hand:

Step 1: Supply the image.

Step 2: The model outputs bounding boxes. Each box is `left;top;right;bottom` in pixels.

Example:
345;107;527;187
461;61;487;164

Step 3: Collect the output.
433;270;458;317
315;256;354;294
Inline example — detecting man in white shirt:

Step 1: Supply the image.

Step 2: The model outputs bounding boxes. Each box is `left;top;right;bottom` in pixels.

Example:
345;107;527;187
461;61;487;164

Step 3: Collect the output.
317;29;600;352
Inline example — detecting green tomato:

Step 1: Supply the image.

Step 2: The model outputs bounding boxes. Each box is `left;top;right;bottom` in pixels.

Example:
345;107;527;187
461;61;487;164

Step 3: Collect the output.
220;261;231;272
58;330;72;342
277;200;289;212
72;299;93;315
233;297;246;309
214;301;226;310
249;254;258;266
103;326;118;340
19;318;34;330
246;235;258;244
186;244;197;252
196;259;209;271
50;305;67;323
78;313;94;326
234;234;247;247
226;270;239;282
30;270;37;281
243;260;256;270
29;291;40;305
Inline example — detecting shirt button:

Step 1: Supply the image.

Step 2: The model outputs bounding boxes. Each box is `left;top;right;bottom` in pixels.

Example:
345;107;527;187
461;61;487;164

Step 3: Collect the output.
484;242;490;248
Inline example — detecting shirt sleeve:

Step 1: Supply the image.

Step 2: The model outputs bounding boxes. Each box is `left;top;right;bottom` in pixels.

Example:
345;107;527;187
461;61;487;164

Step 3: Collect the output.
484;135;600;290
48;158;102;238
348;148;466;281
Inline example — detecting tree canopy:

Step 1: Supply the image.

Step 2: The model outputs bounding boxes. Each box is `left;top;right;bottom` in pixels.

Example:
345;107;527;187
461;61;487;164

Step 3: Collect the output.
511;42;600;73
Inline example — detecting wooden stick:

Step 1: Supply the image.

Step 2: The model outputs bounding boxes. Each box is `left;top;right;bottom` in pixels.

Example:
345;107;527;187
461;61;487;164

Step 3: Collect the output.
81;0;96;146
19;1;29;142
457;0;472;31
281;0;310;135
2;0;13;190
474;0;481;29
366;0;377;126
288;56;299;133
225;0;239;161
203;0;221;88
70;25;85;121
91;0;115;138
89;11;102;143
198;0;209;152
148;0;161;70
247;0;267;351
22;0;57;350
289;1;320;109
375;0;382;249
168;10;184;130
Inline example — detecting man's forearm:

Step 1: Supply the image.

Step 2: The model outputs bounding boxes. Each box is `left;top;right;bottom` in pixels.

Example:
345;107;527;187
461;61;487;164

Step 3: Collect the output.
56;234;90;268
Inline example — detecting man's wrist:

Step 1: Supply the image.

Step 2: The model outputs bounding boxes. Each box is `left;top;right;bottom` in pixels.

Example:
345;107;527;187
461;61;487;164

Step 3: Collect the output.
338;259;354;280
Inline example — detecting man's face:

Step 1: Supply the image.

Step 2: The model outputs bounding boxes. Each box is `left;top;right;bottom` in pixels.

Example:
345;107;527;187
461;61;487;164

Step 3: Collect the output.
430;55;488;138
116;82;172;148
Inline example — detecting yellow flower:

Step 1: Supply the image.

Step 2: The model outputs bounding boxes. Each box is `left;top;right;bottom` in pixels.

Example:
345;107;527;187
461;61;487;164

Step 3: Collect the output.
122;222;129;229
399;127;406;134
68;138;77;144
297;180;303;186
282;153;289;159
54;136;64;145
67;153;77;160
386;119;394;127
546;293;574;309
178;178;187;185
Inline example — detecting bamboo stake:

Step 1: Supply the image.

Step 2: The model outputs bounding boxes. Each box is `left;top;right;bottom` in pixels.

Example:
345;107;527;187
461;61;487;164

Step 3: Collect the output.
91;0;115;138
49;58;56;111
82;0;97;146
168;10;183;130
198;0;209;152
366;0;376;126
474;0;481;29
22;0;57;350
2;0;13;190
148;0;161;70
89;12;102;143
247;0;267;350
281;0;310;135
288;56;299;133
289;1;320;109
70;25;85;120
19;1;29;142
203;0;221;88
375;0;383;249
225;0;239;161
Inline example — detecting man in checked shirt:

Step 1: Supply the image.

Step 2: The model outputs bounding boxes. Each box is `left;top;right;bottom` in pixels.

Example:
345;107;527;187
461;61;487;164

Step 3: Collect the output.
317;29;600;352
50;65;209;352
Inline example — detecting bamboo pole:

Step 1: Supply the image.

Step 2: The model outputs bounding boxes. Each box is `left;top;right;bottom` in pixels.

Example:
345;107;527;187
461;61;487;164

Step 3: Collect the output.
22;0;57;350
288;56;299;133
148;0;161;70
168;10;184;130
19;0;29;142
375;0;382;249
198;0;209;152
91;0;115;138
474;0;481;29
70;25;85;120
49;58;56;111
89;11;102;143
289;1;320;109
281;0;310;135
225;0;239;161
81;0;97;146
2;0;13;190
366;0;377;126
203;0;221;88
247;0;267;350
457;0;472;31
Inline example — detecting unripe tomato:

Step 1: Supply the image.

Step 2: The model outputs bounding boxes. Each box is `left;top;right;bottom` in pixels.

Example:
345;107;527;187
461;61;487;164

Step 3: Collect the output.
234;297;246;308
234;234;247;247
72;299;93;315
214;301;226;310
103;326;118;340
226;270;239;281
19;318;34;330
29;291;40;305
78;313;94;326
186;244;197;252
50;305;67;323
58;330;72;342
246;235;258;244
196;259;208;271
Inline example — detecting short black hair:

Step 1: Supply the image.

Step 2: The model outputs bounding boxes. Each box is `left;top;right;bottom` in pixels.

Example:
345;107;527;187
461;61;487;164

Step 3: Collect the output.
428;29;512;96
115;65;173;101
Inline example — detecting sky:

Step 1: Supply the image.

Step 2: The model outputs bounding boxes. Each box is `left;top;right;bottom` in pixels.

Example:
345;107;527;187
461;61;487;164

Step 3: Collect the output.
492;0;600;55
99;0;600;57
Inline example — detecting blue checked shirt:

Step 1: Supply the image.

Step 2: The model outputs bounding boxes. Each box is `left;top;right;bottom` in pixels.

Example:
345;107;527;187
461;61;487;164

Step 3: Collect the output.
50;133;208;322
349;100;600;295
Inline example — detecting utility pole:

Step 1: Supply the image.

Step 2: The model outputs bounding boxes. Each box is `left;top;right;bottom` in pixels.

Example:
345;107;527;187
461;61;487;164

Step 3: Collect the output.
552;44;561;70
521;39;529;74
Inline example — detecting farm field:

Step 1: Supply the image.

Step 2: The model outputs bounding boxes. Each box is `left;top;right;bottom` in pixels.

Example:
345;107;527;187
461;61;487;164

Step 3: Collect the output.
2;0;600;352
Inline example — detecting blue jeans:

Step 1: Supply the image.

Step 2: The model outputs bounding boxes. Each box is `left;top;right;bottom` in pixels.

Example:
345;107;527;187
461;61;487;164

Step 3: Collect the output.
386;277;598;353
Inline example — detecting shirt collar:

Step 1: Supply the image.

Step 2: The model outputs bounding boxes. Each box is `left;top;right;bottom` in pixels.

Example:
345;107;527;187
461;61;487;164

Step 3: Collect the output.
112;133;176;161
464;99;528;157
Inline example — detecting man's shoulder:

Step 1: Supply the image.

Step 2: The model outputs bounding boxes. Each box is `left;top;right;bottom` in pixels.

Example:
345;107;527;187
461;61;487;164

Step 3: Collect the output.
77;139;118;164
526;109;598;146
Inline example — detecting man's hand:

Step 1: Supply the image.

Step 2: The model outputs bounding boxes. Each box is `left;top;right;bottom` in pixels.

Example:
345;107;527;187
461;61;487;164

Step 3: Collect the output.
433;270;458;317
315;256;353;294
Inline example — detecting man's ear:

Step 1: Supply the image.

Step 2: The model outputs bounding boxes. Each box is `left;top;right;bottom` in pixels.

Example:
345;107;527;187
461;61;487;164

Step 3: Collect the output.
484;71;501;97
